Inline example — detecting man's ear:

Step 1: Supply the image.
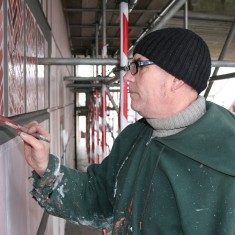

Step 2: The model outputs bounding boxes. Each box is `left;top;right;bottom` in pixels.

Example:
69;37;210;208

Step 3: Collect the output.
171;77;185;92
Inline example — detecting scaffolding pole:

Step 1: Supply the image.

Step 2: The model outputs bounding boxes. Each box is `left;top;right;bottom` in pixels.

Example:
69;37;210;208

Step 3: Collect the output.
128;0;187;55
119;0;129;130
38;58;119;65
204;19;235;98
39;57;235;68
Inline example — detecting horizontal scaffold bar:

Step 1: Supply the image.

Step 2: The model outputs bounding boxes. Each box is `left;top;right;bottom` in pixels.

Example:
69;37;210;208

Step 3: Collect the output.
38;58;235;68
38;58;119;65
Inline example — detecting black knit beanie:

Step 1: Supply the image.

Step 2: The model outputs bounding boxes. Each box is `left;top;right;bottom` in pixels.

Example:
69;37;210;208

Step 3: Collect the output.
133;28;211;94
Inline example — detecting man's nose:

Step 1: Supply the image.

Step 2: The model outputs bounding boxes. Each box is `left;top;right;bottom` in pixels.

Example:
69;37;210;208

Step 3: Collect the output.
124;71;135;82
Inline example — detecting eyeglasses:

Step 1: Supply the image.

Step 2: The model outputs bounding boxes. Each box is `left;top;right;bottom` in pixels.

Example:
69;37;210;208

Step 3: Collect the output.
128;60;154;75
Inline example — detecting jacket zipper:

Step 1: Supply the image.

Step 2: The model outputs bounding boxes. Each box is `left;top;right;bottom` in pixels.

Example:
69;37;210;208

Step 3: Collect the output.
146;135;155;146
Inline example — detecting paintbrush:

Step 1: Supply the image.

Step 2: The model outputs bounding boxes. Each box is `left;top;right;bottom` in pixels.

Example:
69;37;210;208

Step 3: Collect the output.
0;115;50;143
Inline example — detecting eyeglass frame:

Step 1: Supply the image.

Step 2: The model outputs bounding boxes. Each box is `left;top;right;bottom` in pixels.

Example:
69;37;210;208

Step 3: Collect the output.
128;60;155;75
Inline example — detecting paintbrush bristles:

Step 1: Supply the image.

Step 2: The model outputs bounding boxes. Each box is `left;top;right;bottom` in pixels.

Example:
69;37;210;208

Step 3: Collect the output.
0;115;7;123
0;115;20;129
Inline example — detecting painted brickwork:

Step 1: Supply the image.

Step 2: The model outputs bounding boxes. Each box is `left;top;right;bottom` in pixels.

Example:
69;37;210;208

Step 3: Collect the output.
26;5;37;112
7;0;25;116
6;0;48;116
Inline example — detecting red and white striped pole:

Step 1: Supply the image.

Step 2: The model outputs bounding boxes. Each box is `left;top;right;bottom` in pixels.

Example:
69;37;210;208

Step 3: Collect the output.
95;89;101;164
91;99;95;164
101;0;108;161
86;101;91;163
102;229;108;235
102;83;107;160
119;0;129;131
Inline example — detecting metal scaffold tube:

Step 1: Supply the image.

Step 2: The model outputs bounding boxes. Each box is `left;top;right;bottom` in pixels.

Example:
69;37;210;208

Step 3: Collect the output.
204;19;235;98
39;57;235;68
64;76;110;82
38;58;119;65
184;0;188;29
211;60;235;68
106;88;119;113
119;0;129;130
210;72;235;81
128;0;187;55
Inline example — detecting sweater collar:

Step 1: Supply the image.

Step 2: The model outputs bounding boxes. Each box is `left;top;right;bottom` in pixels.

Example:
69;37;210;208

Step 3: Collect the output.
146;96;206;137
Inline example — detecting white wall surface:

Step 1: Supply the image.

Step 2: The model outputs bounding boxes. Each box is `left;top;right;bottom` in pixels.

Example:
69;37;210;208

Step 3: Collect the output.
0;120;52;235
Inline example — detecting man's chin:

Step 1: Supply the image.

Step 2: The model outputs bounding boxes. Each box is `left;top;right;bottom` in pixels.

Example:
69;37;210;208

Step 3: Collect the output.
131;103;140;113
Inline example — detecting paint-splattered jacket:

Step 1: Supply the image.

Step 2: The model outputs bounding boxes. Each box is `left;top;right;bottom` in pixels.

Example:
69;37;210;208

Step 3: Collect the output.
31;101;235;234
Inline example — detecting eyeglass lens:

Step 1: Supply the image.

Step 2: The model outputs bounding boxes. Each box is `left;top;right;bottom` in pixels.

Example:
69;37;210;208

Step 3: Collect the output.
128;61;154;75
129;62;137;75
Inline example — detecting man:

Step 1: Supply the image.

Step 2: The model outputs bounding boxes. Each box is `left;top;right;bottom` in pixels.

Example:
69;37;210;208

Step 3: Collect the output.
20;28;235;234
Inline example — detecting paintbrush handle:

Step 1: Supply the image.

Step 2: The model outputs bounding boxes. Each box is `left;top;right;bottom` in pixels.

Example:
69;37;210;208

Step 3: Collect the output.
31;132;50;143
20;127;50;143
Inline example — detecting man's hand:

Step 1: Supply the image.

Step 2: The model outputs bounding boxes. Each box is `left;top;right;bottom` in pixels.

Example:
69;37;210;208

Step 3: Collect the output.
19;122;50;176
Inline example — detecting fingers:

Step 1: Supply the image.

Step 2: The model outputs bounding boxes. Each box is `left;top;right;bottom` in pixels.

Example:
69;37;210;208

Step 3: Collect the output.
21;121;39;130
20;131;45;150
20;122;50;138
19;122;50;147
33;124;50;138
20;127;50;176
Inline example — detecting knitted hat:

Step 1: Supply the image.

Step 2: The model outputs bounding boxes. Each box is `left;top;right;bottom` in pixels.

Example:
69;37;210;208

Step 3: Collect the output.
133;28;211;94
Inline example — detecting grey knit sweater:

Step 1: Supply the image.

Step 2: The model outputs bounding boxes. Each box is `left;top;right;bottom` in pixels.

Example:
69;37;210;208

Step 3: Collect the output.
146;96;206;138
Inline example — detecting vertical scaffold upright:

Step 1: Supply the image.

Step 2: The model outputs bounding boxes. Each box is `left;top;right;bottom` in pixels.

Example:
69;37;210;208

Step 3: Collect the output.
119;0;129;131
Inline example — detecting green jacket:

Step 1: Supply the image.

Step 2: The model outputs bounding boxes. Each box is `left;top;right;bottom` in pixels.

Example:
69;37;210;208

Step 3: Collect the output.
31;102;235;234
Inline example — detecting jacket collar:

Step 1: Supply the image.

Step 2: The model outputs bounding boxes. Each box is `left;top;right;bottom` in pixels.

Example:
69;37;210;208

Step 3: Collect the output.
153;102;235;176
